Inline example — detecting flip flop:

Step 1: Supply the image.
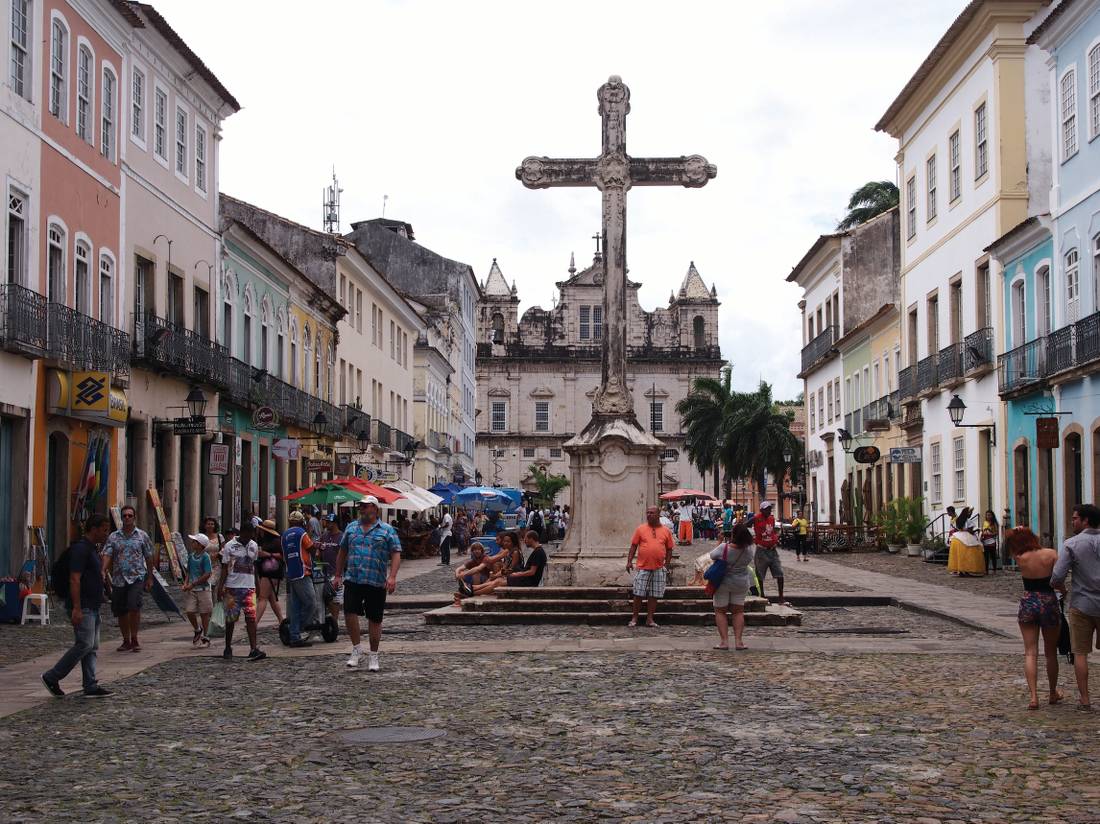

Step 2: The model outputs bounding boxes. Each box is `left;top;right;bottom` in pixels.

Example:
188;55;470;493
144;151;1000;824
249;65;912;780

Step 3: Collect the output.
1027;700;1039;711
735;645;749;651
713;644;729;650
1050;690;1065;705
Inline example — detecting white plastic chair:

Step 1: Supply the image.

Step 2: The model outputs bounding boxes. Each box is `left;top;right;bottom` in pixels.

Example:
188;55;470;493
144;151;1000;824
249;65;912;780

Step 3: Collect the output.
20;593;49;626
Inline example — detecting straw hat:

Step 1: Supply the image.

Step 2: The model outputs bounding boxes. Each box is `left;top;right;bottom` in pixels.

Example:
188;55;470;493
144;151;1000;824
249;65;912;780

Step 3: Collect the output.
257;518;280;537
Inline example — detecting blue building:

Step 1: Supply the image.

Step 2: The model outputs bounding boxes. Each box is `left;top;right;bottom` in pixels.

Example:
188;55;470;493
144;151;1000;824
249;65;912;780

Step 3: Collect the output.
992;0;1100;546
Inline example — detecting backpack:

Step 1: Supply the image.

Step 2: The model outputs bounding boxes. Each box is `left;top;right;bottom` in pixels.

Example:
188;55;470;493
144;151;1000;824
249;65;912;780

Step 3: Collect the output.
51;546;73;601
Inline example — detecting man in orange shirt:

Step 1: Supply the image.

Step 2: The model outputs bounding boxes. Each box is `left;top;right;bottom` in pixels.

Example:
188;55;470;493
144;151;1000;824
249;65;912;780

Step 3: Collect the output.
626;506;675;628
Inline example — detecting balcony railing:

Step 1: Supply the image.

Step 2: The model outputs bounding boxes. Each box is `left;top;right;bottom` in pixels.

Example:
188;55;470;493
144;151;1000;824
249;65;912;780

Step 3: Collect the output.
428;430;450;451
916;354;938;394
373;419;392;450
800;325;838;374
134;312;228;389
393;429;415;454
888;390;901;419
0;283;48;357
938;342;962;384
998;337;1047;395
46;302;130;380
343;404;369;438
864;396;891;424
1042;312;1100;381
220;358;343;437
962;327;993;373
1047;325;1074;375
1077;311;1100;366
898;365;916;400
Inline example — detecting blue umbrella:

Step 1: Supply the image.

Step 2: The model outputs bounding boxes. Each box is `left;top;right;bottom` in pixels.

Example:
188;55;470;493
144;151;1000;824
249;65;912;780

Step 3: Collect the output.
454;486;515;513
428;482;455;505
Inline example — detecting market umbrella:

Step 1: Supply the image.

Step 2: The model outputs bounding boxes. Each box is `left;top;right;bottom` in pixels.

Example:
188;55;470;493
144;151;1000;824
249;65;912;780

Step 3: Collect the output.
659;488;716;501
428;482;456;505
285;478;402;505
453;486;515;513
292;483;366;507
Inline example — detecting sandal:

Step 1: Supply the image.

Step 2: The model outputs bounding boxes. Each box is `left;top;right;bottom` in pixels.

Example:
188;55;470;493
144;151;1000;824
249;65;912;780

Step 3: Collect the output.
1050;690;1065;705
713;644;729;650
1027;700;1039;711
627;619;637;627
735;645;749;651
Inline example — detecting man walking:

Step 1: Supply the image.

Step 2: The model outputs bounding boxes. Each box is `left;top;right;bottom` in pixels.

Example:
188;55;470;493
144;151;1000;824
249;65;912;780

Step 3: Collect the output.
438;507;453;566
677;500;695;545
218;522;266;662
42;514;113;698
753;501;785;603
101;504;156;652
282;510;317;648
1052;503;1100;710
307;507;322;542
626;505;674;628
333;496;401;671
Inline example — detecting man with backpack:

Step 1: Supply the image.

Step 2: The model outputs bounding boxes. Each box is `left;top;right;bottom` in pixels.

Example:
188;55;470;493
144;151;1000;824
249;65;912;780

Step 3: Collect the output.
42;514;113;698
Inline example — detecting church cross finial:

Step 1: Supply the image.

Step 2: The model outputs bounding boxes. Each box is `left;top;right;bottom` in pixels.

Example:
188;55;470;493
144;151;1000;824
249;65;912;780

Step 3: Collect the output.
592;231;602;260
568;252;576;276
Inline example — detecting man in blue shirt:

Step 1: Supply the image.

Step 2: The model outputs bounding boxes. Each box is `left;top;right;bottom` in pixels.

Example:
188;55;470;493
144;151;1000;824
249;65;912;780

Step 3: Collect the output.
282;510;317;648
333;495;401;671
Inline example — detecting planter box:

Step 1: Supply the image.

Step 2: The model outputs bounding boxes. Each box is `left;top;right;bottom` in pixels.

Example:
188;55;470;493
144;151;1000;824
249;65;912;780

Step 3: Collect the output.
887;544;905;554
906;544;922;557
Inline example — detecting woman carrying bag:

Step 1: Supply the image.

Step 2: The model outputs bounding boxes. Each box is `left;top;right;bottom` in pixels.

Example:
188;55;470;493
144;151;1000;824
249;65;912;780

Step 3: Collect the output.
707;524;756;651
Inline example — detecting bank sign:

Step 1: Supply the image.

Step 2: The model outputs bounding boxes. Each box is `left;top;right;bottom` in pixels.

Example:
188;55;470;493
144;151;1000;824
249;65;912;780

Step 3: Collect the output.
889;447;921;464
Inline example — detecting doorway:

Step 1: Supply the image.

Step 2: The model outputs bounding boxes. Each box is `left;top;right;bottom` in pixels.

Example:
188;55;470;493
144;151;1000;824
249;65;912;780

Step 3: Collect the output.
1014;443;1031;529
45;432;70;560
1037;447;1055;546
240;439;253;524
1064;431;1083;539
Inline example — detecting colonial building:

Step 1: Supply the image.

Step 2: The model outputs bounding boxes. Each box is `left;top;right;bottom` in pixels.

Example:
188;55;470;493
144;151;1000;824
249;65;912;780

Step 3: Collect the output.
475;247;723;498
788;208;902;524
344;218;480;487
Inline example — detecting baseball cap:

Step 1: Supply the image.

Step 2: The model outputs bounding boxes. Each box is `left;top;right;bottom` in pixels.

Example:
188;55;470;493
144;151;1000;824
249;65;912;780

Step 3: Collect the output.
760;501;773;511
288;510;305;523
360;495;380;506
187;533;211;548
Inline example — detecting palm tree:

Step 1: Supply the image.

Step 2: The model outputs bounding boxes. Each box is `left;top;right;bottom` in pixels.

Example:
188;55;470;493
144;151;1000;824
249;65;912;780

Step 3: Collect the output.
675;367;734;500
836;180;899;231
527;464;569;508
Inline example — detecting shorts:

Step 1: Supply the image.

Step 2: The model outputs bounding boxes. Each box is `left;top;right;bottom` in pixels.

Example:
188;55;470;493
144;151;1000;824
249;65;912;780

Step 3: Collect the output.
713;574;750;608
632;567;668;599
1017;591;1059;628
223;588;257;624
110;580;144;616
1068;607;1100;655
755;547;783;580
344;581;387;622
182;589;213;614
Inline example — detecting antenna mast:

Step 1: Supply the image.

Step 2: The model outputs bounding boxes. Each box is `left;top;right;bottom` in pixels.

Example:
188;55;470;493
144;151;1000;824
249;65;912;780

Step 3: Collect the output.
323;169;342;234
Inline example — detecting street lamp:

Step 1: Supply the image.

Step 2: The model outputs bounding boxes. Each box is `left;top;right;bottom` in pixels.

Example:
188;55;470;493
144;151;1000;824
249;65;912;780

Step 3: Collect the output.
946;394;996;446
356;429;370;452
403;438;420;464
312;410;327;433
185;387;207;421
837;427;852;453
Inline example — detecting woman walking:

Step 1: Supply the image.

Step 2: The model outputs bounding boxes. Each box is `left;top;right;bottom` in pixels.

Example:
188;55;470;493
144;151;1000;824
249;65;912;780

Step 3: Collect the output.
254;518;285;625
1006;527;1063;710
711;524;756;651
981;511;1000;573
201;516;224;601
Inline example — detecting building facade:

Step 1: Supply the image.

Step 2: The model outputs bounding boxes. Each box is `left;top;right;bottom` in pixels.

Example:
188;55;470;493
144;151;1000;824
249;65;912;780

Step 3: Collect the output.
475;250;723;499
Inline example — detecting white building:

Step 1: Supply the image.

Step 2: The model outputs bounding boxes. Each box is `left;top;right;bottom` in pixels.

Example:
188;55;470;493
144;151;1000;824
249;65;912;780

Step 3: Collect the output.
875;0;1051;525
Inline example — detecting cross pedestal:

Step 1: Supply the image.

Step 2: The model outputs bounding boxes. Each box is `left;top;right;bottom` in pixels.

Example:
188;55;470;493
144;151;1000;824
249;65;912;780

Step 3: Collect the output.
516;76;716;586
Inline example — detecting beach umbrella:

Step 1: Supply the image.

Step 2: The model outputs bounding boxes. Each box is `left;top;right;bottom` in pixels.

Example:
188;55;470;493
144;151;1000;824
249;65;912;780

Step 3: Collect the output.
454;486;515;513
292;483;366;507
659;488;716;501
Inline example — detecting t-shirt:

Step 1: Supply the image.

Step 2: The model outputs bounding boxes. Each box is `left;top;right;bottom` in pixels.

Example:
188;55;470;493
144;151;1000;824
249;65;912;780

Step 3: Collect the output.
316;530;342;579
282;527;315;581
509;546;547;587
709;542;755;583
186;551;213;590
754;515;778;549
103;528;155;586
631;524;675;570
722;508;734;531
792;518;809;536
679;504;695;521
68;538;104;610
439;513;453;540
220;538;258;589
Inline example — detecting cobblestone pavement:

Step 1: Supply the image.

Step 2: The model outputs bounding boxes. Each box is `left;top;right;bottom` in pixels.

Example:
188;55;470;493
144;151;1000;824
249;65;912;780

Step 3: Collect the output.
820;551;1023;602
3;651;1098;823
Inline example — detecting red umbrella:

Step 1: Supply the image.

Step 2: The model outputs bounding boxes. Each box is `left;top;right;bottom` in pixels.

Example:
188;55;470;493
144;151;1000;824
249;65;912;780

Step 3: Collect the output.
285;478;402;504
659;488;716;501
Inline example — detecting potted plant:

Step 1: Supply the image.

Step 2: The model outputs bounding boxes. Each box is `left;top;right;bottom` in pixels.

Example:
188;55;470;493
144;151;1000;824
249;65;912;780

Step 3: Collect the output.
878;499;907;554
904;497;925;556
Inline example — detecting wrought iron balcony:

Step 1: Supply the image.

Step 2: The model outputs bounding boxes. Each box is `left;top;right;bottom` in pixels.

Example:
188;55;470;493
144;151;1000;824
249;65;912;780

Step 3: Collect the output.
962;327;993;373
1047;325;1074;375
916;354;939;394
393;429;415;454
998;337;1047;395
888;390;901;420
800;325;838;375
1043;312;1100;381
898;365;916;400
938;342;962;384
864;396;891;425
133;312;229;389
46;302;130;381
372;419;392;450
343;404;369;438
1077;311;1100;366
0;283;47;357
428;430;450;451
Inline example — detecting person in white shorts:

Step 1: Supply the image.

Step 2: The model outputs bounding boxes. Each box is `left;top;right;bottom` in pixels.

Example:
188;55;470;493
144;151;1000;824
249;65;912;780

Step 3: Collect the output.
710;524;756;651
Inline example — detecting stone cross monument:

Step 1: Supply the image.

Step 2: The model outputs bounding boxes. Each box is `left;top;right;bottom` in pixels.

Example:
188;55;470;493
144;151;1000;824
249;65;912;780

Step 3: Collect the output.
516;76;717;586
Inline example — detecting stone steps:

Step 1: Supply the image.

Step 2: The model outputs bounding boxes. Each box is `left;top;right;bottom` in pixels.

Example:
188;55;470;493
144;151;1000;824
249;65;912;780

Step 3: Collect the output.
423;603;802;626
461;597;768;613
494;586;712;601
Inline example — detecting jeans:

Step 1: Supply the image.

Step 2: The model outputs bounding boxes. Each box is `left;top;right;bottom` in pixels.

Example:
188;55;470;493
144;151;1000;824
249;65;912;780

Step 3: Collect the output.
286;577;317;641
44;606;101;692
440;536;452;565
795;535;806;557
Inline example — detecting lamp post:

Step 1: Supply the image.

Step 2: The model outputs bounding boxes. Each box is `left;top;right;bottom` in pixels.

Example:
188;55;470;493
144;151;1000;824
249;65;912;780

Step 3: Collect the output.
185;387;207;421
783;447;793;520
947;394;996;446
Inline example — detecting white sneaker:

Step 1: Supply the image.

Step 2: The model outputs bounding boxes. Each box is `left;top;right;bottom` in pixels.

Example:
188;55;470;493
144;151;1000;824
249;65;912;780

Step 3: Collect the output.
367;652;380;672
346;647;363;668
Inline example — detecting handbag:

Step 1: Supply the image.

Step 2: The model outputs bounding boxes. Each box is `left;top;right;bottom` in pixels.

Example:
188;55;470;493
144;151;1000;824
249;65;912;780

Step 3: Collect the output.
1057;596;1074;663
703;544;730;596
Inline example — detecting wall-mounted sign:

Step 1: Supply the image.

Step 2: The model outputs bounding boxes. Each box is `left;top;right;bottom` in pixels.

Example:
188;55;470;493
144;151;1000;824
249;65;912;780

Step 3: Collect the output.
889;447;921;464
865;419;891;432
853;445;881;465
252;406;279;430
172;417;206;436
307;459;332;474
272;438;301;461
46;370;128;427
335;454;351;476
208;443;230;476
1036;417;1059;450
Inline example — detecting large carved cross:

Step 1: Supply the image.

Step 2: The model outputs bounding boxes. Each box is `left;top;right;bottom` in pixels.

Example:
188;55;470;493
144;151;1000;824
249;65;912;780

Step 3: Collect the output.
517;75;716;419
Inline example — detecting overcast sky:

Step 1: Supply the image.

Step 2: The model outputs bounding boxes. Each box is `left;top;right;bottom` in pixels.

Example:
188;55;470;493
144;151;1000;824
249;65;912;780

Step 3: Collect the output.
159;0;963;400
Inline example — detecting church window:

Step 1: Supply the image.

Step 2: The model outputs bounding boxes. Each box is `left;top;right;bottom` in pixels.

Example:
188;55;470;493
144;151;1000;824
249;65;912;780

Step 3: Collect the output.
661;449;678;461
550;447;562;458
693;315;705;348
535;401;549;432
579;306;591;340
491;312;504;344
650;402;664;433
491;401;507;432
523;447;535;458
592;306;602;340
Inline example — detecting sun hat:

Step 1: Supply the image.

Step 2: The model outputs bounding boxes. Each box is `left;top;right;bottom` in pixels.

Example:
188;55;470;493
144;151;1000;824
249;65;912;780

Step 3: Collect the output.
258;518;280;537
187;533;211;548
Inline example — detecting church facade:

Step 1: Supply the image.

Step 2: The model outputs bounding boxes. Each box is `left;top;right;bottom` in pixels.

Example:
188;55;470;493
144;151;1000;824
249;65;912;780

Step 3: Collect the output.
475;249;723;500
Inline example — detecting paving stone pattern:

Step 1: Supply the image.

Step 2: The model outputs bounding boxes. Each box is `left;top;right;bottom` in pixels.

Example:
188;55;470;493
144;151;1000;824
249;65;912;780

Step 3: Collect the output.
3;651;1099;823
822;552;1024;603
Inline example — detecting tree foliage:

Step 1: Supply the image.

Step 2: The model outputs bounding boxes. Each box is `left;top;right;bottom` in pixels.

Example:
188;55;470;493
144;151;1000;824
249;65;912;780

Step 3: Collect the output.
527;464;570;508
837;180;899;231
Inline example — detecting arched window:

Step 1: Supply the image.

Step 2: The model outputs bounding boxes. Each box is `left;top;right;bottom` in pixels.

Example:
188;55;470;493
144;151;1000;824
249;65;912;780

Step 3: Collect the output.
1036;264;1052;337
491;312;504;343
76;44;92;142
327;342;335;402
242;287;254;366
314;335;322;395
289;318;298;386
260;299;271;372
101;65;116;161
49;16;68;121
693;315;706;349
98;252;113;325
303;326;312;390
276;308;286;379
1065;249;1080;323
1011;280;1026;347
74;240;90;314
47;223;66;304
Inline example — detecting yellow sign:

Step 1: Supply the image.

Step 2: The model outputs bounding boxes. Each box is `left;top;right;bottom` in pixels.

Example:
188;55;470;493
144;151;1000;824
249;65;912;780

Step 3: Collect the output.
47;370;129;428
71;372;110;412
